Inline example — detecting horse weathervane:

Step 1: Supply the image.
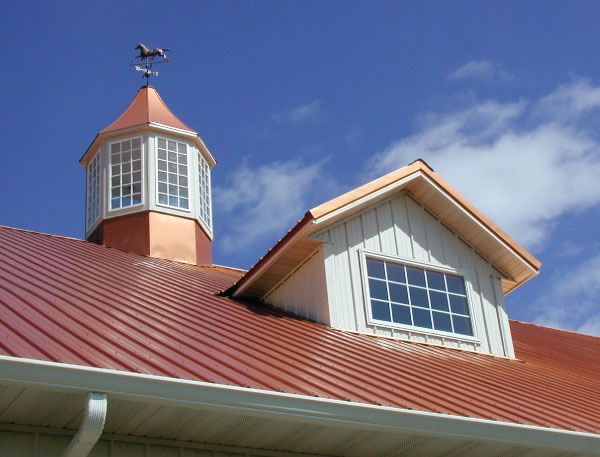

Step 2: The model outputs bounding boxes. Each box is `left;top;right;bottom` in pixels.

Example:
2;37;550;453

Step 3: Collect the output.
130;43;172;85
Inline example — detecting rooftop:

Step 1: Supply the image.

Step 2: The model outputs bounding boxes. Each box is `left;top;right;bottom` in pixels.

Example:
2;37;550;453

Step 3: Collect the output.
0;225;598;434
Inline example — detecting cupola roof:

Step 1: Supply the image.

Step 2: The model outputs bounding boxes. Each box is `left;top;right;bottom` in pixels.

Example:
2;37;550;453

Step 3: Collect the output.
100;86;195;135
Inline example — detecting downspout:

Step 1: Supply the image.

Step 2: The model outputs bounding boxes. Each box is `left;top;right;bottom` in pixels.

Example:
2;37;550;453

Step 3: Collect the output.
62;392;107;457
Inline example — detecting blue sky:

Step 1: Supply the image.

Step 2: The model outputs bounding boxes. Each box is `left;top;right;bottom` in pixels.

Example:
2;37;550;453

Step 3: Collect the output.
1;1;600;335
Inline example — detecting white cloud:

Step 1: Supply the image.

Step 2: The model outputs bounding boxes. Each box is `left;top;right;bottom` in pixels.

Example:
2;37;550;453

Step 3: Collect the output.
213;159;329;254
533;253;600;336
272;101;321;125
535;79;600;121
369;80;600;249
448;60;513;83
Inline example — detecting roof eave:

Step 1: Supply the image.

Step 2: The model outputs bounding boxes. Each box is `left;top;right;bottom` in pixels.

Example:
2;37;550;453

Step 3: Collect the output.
2;356;597;455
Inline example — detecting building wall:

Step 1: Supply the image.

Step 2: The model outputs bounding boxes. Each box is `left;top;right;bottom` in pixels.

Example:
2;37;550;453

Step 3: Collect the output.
315;192;514;356
265;191;514;357
264;247;330;325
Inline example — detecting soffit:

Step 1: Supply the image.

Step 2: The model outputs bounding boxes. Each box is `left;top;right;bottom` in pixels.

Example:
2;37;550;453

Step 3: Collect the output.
0;386;595;457
0;226;597;434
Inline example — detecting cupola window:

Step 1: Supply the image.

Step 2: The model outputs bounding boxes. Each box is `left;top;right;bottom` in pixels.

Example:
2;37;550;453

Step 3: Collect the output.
364;254;474;337
157;138;189;210
110;138;142;210
198;152;212;228
86;153;101;229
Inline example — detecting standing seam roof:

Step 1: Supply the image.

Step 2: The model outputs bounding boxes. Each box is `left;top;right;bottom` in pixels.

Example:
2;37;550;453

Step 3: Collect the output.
0;226;598;434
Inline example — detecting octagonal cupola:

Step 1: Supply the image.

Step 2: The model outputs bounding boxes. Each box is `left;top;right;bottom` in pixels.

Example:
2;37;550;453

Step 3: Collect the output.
80;86;216;265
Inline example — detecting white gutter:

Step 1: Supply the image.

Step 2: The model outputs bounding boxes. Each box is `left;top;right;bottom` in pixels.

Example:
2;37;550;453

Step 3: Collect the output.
0;356;598;454
61;392;107;457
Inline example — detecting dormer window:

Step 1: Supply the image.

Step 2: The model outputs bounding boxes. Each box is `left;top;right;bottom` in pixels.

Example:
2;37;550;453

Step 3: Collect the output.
110;138;142;210
86;153;101;229
363;253;474;338
157;138;189;210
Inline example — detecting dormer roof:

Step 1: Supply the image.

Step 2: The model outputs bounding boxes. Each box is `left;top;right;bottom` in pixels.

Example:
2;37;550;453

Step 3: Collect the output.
99;86;196;135
232;160;542;299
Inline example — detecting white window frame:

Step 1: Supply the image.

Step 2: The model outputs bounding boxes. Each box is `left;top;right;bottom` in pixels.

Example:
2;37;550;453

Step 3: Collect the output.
155;136;191;213
197;151;212;230
107;136;144;213
360;249;479;342
86;152;101;230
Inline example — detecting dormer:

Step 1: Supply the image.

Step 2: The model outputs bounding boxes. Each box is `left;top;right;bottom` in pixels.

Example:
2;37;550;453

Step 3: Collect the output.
80;86;216;265
231;160;541;357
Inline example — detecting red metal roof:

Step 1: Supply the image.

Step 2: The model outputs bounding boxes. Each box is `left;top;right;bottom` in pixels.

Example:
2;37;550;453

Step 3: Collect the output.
0;225;598;434
99;86;195;134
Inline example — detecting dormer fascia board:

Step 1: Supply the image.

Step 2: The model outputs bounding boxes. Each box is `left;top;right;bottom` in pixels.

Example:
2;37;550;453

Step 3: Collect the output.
80;124;216;169
232;161;541;299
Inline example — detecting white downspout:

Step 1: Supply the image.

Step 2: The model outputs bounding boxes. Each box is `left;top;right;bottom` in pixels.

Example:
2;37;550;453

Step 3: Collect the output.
62;392;107;457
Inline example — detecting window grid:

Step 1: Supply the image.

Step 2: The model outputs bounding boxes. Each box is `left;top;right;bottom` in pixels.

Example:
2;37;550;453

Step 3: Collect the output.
86;153;101;229
157;138;189;209
198;152;212;228
110;138;142;210
366;257;473;337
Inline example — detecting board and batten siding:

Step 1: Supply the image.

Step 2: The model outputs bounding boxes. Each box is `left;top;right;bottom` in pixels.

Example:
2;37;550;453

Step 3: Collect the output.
311;192;514;357
264;247;331;326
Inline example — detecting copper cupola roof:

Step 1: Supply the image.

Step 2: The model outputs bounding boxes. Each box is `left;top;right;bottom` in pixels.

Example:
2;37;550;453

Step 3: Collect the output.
99;86;196;135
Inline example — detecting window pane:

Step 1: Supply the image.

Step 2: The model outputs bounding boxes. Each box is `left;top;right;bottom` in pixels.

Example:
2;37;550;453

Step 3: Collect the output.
168;151;177;162
386;263;405;283
132;194;141;205
449;295;469;315
426;271;445;291
446;274;466;295
433;312;452;332
389;283;409;304
453;315;473;336
168;162;178;173
158;149;166;160
409;286;429;308
111;143;120;153
111;198;120;209
158;171;167;182
391;304;411;325
158;160;167;171
169;196;178;206
168;141;176;151
371;300;391;322
429;290;449;311
158;182;167;193
406;266;426;286
179;165;188;175
158;193;168;204
179;176;188;186
180;198;189;209
132;138;141;148
366;259;385;279
158;138;166;149
412;308;432;329
369;279;388;300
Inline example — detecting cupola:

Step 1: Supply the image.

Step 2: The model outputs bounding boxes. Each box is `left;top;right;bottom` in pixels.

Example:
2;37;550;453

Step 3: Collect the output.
80;86;215;265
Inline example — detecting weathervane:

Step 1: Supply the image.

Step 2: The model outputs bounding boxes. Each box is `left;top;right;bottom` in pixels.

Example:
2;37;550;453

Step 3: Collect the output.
130;43;171;85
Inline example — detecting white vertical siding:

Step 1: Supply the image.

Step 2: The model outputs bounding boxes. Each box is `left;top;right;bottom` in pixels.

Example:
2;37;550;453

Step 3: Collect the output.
314;192;513;357
264;246;331;325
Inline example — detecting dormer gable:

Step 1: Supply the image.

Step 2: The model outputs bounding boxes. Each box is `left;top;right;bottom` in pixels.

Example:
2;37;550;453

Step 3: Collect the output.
231;160;541;357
